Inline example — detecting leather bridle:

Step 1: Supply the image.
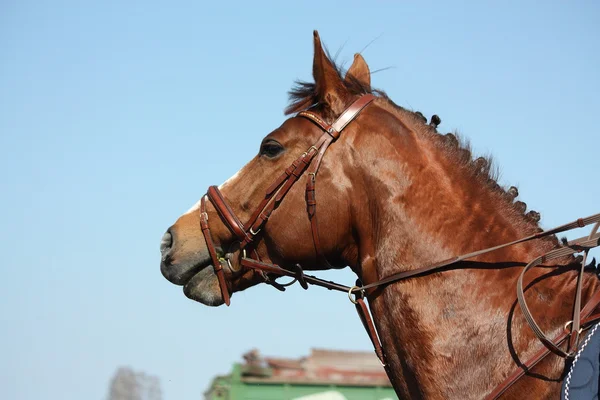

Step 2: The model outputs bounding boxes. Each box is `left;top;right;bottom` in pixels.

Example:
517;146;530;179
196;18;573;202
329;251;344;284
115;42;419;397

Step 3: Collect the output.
197;93;600;398
199;94;376;306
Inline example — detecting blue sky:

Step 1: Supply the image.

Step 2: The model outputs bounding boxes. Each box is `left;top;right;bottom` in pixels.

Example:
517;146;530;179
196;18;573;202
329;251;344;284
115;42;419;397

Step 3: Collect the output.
1;1;599;399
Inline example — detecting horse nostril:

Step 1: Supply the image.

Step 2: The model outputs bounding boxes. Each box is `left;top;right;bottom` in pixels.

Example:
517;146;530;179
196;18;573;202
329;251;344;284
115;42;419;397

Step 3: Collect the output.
160;230;173;259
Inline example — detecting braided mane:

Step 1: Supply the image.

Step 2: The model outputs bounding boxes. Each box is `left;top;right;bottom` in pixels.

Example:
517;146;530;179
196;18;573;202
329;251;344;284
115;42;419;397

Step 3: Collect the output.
285;56;566;249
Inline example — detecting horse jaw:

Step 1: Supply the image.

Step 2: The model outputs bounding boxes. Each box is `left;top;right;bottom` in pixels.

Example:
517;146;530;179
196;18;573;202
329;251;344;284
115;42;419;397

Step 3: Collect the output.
183;267;226;307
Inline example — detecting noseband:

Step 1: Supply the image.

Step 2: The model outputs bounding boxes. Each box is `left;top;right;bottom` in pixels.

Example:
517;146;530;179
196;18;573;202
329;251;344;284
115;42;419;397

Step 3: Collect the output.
199;94;375;306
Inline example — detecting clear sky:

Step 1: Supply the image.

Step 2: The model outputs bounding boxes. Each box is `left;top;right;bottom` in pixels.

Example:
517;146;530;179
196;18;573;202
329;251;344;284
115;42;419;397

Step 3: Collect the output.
1;1;599;399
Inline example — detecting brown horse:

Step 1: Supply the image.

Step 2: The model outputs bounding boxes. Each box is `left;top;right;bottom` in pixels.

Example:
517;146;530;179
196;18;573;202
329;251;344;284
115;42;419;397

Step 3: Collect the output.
160;31;600;399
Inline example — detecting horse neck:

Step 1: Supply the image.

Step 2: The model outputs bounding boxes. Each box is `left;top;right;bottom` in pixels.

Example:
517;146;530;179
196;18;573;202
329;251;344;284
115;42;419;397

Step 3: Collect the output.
351;108;598;398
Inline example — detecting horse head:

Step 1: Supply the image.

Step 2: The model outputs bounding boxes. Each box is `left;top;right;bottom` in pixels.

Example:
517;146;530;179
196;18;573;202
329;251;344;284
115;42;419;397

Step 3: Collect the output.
160;31;380;306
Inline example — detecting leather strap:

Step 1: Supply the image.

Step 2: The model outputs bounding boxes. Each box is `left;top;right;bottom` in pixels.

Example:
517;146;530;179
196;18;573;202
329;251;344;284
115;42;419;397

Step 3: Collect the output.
242;149;318;246
305;136;335;268
207;186;251;243
200;196;231;306
299;94;376;267
516;225;600;358
356;214;600;293
351;282;394;379
332;94;376;132
242;143;322;247
240;257;353;293
486;288;600;400
355;298;393;374
570;222;599;350
297;111;334;134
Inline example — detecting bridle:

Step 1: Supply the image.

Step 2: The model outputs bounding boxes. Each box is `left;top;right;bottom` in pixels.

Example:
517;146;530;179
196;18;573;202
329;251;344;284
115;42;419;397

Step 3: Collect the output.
199;94;376;306
197;93;600;398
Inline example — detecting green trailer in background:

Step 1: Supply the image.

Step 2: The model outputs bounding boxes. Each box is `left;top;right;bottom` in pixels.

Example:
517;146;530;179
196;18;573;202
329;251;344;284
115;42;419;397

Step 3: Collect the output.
205;349;398;400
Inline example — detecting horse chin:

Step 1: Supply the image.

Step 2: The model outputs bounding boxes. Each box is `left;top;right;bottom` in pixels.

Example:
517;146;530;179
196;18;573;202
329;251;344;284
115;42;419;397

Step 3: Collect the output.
183;267;225;307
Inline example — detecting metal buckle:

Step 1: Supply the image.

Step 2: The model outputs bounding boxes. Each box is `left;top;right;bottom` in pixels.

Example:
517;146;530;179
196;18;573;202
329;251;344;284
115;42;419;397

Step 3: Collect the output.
250;226;261;236
302;146;319;157
564;320;583;335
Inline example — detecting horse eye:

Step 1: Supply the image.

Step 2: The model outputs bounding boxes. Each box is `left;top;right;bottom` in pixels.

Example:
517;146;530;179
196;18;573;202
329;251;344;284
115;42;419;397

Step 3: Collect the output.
260;141;284;158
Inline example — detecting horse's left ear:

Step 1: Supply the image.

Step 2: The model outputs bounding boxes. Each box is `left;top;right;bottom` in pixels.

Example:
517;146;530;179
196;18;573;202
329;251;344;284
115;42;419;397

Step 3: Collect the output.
312;30;349;115
345;53;371;89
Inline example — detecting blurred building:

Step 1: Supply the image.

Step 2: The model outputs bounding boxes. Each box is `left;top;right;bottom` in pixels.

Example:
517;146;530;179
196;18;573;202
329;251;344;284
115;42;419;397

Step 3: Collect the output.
204;348;397;400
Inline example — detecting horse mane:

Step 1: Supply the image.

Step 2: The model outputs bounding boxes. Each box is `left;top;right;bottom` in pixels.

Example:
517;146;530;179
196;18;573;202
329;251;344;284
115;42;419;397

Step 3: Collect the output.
285;56;566;249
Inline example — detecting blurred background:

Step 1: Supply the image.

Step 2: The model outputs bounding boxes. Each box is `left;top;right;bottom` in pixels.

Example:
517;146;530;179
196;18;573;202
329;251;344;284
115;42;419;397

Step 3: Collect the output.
1;1;599;399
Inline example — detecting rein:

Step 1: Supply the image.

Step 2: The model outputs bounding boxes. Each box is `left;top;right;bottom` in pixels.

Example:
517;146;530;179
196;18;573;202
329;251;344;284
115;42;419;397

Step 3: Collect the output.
198;94;600;398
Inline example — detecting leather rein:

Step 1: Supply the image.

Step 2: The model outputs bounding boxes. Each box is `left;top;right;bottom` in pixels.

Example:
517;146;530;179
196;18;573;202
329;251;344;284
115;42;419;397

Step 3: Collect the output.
198;94;600;398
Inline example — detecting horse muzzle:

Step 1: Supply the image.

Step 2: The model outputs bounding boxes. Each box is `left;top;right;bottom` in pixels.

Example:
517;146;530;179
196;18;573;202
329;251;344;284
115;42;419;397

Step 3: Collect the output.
159;223;212;286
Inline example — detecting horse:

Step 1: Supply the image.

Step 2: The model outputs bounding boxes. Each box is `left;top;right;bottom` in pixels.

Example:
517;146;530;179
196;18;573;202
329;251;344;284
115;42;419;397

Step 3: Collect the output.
159;31;600;399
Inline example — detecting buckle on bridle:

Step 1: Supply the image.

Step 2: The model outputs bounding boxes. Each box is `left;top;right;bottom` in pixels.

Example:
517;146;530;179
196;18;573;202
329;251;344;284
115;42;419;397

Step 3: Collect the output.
302;146;319;157
564;320;583;335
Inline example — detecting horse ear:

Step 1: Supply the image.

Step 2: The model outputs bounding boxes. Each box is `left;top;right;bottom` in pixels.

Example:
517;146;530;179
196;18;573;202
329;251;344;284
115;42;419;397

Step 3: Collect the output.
312;30;348;114
345;53;371;89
